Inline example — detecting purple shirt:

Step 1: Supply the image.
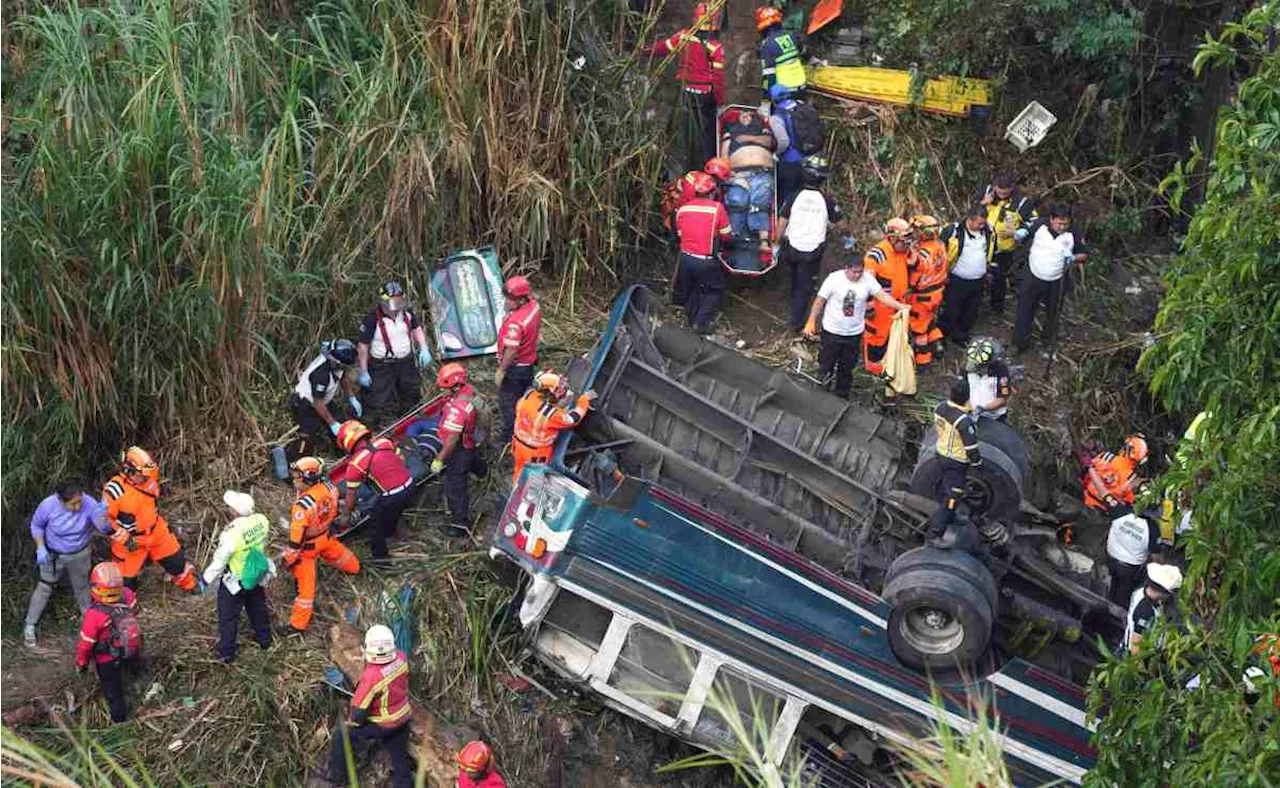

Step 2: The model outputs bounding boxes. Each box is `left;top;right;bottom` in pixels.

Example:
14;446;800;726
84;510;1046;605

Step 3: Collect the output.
30;494;110;554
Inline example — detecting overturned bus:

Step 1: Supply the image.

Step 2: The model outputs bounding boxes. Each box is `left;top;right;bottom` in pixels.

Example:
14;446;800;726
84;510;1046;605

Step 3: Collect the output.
490;286;1112;785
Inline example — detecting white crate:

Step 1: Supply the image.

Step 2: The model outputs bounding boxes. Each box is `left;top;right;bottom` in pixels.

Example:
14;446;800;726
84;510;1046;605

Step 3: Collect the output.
1005;101;1058;152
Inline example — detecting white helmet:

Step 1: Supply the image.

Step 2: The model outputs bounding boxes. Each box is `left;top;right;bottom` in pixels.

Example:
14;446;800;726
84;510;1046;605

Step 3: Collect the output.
1147;563;1184;594
363;624;397;664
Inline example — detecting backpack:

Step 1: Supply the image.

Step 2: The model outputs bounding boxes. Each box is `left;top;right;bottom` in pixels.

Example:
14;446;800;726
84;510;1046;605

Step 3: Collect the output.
93;603;143;660
789;101;824;155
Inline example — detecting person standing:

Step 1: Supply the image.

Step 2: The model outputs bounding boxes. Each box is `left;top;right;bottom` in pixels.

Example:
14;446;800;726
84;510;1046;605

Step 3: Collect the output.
104;447;200;594
906;215;948;366
1012;204;1089;356
755;6;806;98
202;491;274;663
75;563;142;723
645;3;726;171
24;479;112;648
673;172;734;334
337;420;415;564
495;276;541;448
1124;563;1183;655
430;364;488;536
1105;506;1162;606
976;171;1036;314
512;371;596;483
457;741;509;787
861;218;916;375
289;339;362;456
779;154;840;331
937;205;994;347
927;377;982;538
326;625;413;788
356;282;433;427
964;337;1013;421
767;84;808;204
283;457;360;632
802;256;910;397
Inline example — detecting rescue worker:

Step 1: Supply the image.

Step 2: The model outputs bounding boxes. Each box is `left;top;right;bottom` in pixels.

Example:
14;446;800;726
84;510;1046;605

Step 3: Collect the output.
337;420;415;563
104;447;200;594
755;6;806;98
1125;563;1182;655
76;562;141;723
512;371;597;483
1084;435;1148;513
356;282;433;427
430;364;488;535
326;624;413;788
495;275;541;448
906;215;948;365
1012;204;1089;357
928;377;982;538
976;171;1036;314
645;3;726;171
964;337;1012;421
457;740;509;787
673;171;733;334
778;154;841;331
1106;506;1162;606
767;83;807;204
289;339;362;455
284;457;360;632
937;204;994;347
862;218;915;375
24;478;112;648
202;491;274;663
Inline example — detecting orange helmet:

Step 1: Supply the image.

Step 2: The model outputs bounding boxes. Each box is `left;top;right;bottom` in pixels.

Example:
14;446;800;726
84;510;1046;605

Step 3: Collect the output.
754;6;783;31
457;740;493;774
89;562;124;604
505;276;531;299
121;446;159;482
704;157;732;182
886;217;914;239
691;171;717;195
535;371;566;397
1122;434;1150;465
290;456;324;483
911;214;941;240
336;420;371;453
437;362;468;390
692;1;721;31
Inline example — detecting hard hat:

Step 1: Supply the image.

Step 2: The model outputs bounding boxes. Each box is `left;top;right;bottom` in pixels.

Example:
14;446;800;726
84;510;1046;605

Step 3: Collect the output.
380;281;407;312
911;214;941;240
223;490;255;517
89;562;124;604
336;420;371;453
323;339;358;367
290;456;324;482
704;157;732;182
965;337;997;372
692;1;721;31
800;154;831;183
754;6;783;31
505;276;531;298
437;362;468;390
691;171;717;195
535;371;565;396
1123;434;1150;465
457;740;493;774
363;624;397;664
886;217;914;239
121;447;158;480
769;82;798;103
1146;563;1183;594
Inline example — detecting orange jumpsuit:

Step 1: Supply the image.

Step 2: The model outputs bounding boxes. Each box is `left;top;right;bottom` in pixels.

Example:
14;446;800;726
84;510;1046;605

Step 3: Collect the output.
285;478;360;631
1083;452;1140;512
862;239;913;374
103;474;197;591
512;390;592;483
907;240;948;364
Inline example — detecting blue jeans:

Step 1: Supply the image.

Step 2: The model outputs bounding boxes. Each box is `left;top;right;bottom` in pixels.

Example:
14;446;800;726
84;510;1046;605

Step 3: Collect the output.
725;171;773;234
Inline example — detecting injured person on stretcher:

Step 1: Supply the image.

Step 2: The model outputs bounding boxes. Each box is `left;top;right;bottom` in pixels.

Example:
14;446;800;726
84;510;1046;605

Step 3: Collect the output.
720;108;775;272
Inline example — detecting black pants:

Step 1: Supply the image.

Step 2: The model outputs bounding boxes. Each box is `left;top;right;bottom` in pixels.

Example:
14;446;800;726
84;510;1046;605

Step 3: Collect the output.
1107;557;1145;607
217;582;272;662
989;250;1014;311
369;486;414;560
444;447;488;529
928;458;970;537
328;720;412;788
96;659;133;723
367;356;420;427
783;241;824;329
121;548;190;591
498;363;536;446
939;275;984;346
777;159;804;206
1013;272;1065;349
681;90;718;173
289;395;350;456
817;329;861;397
675;253;725;330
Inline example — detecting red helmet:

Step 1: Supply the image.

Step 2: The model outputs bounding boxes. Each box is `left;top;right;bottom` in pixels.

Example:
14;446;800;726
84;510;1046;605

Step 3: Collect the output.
704;157;732;182
336;420;371;453
691;171;717;195
1122;434;1150;465
505;276;531;298
692;1;721;31
457;740;492;774
437;362;468;390
90;562;124;604
754;6;783;31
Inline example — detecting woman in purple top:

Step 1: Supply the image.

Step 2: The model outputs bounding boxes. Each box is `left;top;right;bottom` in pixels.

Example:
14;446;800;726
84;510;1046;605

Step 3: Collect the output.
24;478;111;648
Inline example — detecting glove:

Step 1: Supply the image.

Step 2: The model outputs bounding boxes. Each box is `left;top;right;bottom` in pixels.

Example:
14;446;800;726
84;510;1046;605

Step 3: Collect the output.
35;544;50;566
348;397;363;418
1013;227;1029;243
430;459;445;475
330;422;341;437
283;548;300;567
417;347;433;367
358;371;372;389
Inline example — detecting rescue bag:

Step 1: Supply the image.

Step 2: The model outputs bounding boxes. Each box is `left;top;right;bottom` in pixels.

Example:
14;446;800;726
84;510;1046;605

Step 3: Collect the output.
790;101;825;155
93;603;143;660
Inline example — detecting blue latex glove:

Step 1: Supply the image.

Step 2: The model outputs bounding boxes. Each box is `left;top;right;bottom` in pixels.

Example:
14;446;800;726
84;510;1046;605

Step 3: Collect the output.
1014;227;1029;242
417;346;433;367
348;397;363;417
35;544;50;566
358;371;372;389
329;422;341;437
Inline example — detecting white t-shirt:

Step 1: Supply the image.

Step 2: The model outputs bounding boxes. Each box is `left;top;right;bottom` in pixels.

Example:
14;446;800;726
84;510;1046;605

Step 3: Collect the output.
782;189;831;253
1107;513;1154;566
1027;225;1078;281
952;228;989;280
818;269;882;336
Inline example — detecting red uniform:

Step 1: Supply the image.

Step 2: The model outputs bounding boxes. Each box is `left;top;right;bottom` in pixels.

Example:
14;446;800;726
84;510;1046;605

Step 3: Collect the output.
76;588;138;667
675;198;732;257
647;30;725;105
907;240;948;364
862;240;913;374
350;650;412;729
459;771;509;788
439;384;480;450
344;437;413;494
499;299;541;366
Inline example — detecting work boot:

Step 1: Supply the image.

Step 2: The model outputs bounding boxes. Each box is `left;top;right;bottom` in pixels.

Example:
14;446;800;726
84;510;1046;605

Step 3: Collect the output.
23;624;36;648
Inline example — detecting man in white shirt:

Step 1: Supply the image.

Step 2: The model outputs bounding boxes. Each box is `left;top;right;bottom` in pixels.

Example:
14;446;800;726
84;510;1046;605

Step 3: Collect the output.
1012;205;1089;356
778;155;842;331
356;281;434;426
938;205;994;347
802;256;909;397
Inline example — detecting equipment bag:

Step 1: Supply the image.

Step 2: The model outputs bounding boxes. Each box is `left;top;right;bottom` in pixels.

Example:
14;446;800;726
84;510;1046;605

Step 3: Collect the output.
790;101;825;155
93;603;143;660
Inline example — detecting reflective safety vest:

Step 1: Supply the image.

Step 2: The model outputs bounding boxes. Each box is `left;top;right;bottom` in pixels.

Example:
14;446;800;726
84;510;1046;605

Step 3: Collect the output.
933;400;980;464
103;474;168;538
289;479;339;548
909;241;949;294
514;391;591;449
759;29;806;90
224;513;271;581
1084;452;1138;512
351;651;412;729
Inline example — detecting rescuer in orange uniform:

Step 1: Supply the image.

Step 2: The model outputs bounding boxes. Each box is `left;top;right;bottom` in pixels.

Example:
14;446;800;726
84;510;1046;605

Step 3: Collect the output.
862;218;916;375
1084;435;1149;513
283;457;360;631
103;447;200;593
907;215;948;366
511;371;597;484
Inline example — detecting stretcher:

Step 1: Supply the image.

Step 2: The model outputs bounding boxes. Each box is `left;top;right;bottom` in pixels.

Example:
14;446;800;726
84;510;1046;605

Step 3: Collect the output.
716;105;779;277
808;66;993;118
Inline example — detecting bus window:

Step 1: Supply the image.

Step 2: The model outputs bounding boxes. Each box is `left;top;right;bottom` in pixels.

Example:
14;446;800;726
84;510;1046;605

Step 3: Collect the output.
693;667;785;752
608;625;701;718
543;588;612;649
